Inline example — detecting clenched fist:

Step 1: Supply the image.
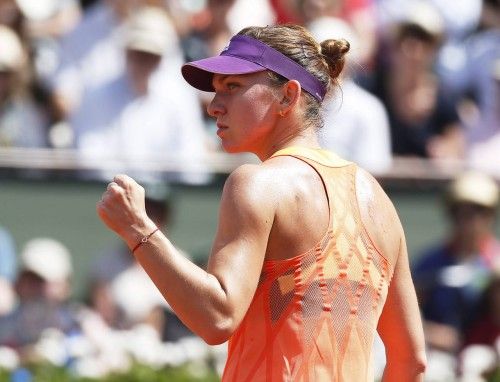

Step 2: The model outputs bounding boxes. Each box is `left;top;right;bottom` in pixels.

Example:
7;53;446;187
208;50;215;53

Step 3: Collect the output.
96;174;157;249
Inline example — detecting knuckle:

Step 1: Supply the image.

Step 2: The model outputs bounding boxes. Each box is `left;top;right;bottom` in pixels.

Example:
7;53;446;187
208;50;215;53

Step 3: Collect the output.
115;173;129;183
108;185;123;199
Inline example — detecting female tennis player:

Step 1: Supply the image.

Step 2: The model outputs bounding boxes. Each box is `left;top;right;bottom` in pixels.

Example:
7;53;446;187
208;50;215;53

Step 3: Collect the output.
97;24;426;381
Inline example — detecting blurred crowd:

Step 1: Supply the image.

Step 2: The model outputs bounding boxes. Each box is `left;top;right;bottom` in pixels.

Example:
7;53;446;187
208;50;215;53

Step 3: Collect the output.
1;172;500;381
0;0;498;178
0;183;227;379
1;0;500;381
412;171;500;382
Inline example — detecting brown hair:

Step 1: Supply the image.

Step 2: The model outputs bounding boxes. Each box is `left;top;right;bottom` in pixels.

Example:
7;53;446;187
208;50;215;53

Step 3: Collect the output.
237;24;350;130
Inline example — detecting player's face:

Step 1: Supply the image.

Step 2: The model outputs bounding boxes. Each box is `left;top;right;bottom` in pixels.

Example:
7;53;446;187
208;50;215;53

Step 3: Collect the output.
208;72;280;154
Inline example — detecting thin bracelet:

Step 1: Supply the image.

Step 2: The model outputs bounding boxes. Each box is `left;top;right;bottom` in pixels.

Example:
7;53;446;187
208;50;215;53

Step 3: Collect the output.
132;227;159;253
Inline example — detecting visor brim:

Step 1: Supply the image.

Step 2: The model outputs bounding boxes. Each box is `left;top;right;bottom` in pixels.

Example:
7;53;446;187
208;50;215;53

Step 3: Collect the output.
181;55;266;92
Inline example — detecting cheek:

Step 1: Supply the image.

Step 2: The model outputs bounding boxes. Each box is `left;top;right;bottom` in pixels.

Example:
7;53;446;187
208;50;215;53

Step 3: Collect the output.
241;101;268;124
237;88;275;124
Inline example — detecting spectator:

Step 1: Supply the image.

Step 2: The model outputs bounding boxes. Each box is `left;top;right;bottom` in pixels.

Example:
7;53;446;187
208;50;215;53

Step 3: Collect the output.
365;2;464;159
0;25;49;148
14;0;82;84
377;0;482;41
434;0;500;175
48;0;144;119
413;171;500;354
70;5;208;184
308;16;392;174
21;238;74;304
0;237;77;349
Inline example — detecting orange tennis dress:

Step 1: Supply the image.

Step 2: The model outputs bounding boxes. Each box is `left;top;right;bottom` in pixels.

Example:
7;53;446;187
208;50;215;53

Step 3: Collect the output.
222;147;395;382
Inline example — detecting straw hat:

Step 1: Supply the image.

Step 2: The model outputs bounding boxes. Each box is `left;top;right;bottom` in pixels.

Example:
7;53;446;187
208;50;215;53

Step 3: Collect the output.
447;171;499;209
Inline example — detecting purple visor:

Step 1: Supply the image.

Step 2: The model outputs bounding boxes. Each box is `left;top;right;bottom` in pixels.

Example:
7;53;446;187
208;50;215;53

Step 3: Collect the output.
181;35;327;102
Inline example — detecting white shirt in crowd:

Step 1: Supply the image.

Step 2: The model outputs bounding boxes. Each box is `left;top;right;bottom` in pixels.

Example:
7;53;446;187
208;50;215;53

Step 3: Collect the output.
319;79;392;175
50;2;125;112
72;58;210;184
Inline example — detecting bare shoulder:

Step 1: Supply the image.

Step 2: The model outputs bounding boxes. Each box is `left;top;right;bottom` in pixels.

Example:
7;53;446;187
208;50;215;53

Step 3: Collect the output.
221;158;314;226
355;167;403;265
221;163;279;222
225;163;269;187
225;158;300;193
224;163;277;200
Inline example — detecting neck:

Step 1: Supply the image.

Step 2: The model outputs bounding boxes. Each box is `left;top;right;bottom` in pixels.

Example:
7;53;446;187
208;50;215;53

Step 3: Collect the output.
255;125;321;161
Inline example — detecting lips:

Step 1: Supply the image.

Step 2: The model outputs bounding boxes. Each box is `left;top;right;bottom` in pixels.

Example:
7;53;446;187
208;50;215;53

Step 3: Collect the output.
216;122;228;137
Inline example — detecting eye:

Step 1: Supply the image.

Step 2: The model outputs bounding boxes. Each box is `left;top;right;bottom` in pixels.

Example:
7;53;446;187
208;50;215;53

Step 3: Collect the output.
226;82;240;90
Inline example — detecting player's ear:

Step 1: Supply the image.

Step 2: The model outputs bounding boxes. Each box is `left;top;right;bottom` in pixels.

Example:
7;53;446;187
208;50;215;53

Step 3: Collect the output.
278;80;301;116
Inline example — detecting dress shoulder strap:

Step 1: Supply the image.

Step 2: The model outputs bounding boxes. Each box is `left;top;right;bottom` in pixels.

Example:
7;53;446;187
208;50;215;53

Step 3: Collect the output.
270;146;353;168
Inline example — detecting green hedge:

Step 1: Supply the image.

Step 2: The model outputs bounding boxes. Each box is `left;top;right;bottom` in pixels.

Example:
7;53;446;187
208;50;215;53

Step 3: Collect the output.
1;363;220;382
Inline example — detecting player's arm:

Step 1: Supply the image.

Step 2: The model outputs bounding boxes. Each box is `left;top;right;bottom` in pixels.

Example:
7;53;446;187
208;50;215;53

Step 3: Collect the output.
378;230;427;382
96;165;274;344
355;168;427;381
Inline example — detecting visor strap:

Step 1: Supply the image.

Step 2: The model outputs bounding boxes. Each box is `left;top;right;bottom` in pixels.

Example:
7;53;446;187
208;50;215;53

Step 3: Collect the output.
221;35;327;102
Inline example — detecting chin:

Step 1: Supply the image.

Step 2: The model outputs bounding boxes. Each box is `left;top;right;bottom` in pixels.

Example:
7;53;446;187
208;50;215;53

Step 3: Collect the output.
223;147;242;154
221;141;245;154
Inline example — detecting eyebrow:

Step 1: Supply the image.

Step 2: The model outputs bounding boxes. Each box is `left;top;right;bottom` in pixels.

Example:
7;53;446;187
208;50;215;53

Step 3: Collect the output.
212;74;231;89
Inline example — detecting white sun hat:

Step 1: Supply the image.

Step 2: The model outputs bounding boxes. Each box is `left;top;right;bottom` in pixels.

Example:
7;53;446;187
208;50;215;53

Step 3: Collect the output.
15;0;61;21
20;238;73;282
447;171;499;209
0;25;24;72
403;1;445;38
124;6;178;56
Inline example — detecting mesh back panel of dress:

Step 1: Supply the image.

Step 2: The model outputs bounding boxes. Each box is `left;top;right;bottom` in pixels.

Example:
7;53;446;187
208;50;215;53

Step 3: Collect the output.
222;147;394;382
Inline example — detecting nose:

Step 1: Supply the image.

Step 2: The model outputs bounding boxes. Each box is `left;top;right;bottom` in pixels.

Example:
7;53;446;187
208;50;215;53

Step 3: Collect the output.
207;94;226;118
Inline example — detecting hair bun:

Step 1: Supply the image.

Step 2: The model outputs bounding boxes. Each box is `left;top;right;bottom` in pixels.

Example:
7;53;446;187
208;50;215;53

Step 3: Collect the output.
320;38;350;79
